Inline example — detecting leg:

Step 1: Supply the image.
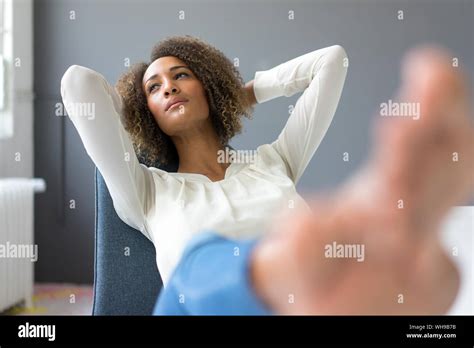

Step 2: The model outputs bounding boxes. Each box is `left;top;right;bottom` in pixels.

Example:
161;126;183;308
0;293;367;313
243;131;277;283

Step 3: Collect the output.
156;45;473;316
153;231;272;315
250;45;474;315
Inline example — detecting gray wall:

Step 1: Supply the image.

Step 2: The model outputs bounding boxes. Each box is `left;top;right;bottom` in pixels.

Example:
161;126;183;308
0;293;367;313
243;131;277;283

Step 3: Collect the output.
34;0;474;283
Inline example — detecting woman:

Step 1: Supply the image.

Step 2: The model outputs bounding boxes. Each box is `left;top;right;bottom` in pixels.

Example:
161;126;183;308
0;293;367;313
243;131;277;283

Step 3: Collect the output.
60;35;348;288
61;36;468;315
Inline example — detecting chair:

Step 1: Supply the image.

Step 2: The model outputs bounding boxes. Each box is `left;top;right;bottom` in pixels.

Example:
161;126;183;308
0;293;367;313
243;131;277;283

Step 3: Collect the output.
92;158;178;315
92;146;233;315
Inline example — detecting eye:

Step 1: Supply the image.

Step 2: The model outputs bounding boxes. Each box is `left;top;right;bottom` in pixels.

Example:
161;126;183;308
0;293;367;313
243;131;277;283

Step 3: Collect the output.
148;83;159;93
176;72;189;79
148;72;189;93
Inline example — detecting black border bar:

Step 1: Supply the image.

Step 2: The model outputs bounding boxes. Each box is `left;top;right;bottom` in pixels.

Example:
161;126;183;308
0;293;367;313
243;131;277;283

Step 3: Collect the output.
0;315;473;345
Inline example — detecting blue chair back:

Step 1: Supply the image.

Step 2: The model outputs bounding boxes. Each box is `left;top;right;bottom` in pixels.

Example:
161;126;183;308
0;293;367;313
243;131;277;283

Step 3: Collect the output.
92;158;178;315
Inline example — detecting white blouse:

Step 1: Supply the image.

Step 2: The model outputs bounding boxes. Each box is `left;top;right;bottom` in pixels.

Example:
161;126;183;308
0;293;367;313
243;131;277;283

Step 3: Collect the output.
60;45;348;286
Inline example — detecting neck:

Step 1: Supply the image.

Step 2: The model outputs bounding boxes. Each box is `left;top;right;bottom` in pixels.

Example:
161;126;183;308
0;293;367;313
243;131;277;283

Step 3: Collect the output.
171;123;230;177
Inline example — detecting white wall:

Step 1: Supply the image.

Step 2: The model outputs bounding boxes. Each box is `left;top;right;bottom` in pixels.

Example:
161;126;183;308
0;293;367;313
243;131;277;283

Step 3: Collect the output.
443;206;474;315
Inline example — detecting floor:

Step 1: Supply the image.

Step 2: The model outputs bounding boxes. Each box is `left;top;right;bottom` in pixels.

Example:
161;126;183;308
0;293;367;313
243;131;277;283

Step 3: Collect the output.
4;283;93;315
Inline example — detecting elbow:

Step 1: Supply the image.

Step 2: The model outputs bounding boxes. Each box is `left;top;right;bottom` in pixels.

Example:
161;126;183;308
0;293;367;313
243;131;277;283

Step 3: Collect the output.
321;45;348;80
61;65;85;93
331;45;348;62
60;65;104;99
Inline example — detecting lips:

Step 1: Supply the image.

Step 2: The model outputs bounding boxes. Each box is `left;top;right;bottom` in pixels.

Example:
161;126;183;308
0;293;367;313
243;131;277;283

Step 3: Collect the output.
166;98;188;111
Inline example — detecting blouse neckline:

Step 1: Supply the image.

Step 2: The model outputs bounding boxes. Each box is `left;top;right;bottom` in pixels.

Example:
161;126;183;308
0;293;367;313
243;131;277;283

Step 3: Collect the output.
167;161;245;184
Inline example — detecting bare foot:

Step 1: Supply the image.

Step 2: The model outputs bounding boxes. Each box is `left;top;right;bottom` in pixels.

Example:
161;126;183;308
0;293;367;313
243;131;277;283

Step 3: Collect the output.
251;45;474;315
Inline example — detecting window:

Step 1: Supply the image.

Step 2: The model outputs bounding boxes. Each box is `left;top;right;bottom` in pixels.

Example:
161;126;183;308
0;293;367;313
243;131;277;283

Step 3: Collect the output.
0;0;12;139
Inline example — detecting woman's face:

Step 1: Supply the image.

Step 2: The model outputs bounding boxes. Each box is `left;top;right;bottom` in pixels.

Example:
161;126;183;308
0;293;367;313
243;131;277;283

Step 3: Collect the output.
142;56;210;136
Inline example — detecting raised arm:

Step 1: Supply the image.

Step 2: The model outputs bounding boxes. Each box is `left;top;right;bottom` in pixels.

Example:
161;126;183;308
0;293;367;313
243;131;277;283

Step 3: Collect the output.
253;45;348;184
60;65;155;241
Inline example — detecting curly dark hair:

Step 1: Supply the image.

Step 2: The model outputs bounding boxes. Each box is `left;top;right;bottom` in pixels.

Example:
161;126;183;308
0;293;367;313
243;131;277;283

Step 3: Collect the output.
115;35;254;167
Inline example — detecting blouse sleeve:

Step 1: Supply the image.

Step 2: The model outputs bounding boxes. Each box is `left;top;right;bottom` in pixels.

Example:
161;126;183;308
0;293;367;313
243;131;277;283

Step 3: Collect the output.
60;65;156;241
253;45;348;184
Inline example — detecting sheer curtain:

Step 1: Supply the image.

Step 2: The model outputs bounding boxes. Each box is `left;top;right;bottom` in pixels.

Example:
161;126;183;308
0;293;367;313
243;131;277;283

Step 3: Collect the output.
0;0;12;139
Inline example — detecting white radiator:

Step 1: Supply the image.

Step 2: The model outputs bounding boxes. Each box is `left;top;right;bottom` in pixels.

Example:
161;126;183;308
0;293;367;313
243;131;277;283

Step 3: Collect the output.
0;178;45;312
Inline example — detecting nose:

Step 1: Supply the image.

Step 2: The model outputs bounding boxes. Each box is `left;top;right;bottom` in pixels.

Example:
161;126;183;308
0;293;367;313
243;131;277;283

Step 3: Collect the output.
163;82;179;96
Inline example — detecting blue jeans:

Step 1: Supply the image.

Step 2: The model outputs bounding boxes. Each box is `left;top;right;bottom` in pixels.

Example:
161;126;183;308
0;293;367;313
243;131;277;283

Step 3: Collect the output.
153;231;273;315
